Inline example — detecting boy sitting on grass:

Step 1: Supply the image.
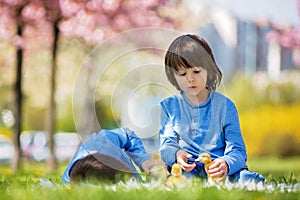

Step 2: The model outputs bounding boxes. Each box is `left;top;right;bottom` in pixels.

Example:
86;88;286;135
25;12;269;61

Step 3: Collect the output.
62;128;154;185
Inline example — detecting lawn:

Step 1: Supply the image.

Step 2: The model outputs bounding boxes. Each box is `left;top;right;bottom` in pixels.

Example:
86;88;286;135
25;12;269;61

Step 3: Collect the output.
0;156;299;200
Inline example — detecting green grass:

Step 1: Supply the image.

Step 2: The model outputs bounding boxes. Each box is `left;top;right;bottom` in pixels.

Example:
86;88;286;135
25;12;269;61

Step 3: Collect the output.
0;157;299;200
247;156;300;184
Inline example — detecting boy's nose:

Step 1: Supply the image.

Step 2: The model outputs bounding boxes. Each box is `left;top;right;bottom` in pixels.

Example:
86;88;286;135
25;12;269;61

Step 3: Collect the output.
186;72;194;82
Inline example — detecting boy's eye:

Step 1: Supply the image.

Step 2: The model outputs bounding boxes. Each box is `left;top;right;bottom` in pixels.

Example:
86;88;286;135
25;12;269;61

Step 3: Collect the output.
176;70;186;76
194;70;200;74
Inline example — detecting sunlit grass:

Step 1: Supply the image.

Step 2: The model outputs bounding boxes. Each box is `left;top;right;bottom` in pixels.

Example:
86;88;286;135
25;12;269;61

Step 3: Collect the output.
247;156;300;179
0;175;299;200
0;157;299;200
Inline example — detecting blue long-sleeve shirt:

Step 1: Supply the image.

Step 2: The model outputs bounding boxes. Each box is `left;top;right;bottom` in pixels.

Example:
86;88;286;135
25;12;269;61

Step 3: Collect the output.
159;91;247;175
62;128;151;185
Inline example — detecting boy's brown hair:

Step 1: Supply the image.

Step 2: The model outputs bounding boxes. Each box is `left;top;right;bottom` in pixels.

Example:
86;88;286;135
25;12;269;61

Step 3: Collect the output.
165;34;222;90
69;153;133;183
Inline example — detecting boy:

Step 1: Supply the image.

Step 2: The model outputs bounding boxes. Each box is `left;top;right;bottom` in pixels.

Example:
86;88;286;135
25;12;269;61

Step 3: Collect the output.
160;34;265;183
62;128;154;185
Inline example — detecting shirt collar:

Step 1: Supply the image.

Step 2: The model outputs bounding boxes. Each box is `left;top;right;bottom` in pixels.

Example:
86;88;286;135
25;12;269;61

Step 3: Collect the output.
180;90;213;108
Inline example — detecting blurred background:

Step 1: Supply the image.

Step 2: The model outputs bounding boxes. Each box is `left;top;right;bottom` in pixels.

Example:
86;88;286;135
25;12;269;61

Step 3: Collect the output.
0;0;299;172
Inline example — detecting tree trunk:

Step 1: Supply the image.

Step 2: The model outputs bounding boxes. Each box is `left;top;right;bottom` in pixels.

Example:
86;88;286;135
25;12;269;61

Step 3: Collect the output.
11;22;23;173
47;21;59;171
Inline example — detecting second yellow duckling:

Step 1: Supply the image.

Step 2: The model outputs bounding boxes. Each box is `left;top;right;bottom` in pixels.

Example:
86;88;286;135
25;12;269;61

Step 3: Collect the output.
164;163;187;188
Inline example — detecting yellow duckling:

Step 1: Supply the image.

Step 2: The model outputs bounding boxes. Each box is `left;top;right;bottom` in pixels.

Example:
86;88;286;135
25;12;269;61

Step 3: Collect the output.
148;153;168;183
164;163;187;188
196;152;222;184
151;152;164;166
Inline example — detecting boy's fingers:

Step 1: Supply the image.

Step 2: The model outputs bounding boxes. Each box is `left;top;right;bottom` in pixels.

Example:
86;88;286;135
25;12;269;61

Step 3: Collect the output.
186;153;193;158
179;162;196;172
208;160;220;170
216;172;227;182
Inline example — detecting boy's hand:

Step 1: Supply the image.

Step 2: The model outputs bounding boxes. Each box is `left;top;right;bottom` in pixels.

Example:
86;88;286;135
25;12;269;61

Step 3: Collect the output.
176;150;196;172
141;160;155;174
207;158;228;182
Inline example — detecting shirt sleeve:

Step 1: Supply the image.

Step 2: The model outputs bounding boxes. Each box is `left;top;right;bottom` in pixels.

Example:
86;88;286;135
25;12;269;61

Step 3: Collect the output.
159;103;181;168
117;128;151;171
220;102;247;175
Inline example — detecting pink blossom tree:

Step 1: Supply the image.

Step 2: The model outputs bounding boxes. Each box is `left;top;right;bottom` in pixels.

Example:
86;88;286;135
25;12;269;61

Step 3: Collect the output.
0;0;184;171
0;0;52;172
0;1;25;172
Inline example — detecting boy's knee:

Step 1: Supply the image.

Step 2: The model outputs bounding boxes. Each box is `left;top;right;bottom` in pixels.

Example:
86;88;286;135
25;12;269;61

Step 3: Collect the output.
239;170;265;184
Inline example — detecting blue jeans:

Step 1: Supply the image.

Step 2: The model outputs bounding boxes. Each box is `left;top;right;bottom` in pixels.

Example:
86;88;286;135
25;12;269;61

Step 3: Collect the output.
228;168;265;183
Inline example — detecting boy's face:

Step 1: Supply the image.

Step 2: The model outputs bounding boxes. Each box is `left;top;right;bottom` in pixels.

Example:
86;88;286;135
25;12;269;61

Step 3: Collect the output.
174;66;208;103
